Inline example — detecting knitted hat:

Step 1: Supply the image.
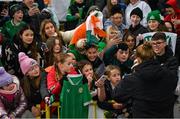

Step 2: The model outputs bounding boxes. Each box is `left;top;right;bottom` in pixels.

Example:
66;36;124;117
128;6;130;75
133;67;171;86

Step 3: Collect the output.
18;52;38;75
9;4;23;18
166;0;180;13
0;67;13;87
130;7;143;20
147;10;161;23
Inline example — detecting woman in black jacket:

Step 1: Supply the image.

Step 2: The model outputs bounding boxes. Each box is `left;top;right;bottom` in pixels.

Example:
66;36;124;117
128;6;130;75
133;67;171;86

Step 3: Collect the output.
99;42;178;118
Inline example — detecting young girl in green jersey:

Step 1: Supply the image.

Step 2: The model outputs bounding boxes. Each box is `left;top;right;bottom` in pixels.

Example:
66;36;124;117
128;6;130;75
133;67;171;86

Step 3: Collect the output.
77;60;105;118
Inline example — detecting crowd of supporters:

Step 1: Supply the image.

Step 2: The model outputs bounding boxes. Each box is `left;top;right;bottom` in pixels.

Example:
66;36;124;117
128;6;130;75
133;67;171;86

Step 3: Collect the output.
0;0;180;118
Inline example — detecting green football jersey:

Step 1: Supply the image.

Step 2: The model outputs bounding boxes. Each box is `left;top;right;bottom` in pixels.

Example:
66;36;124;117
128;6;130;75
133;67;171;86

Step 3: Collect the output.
60;74;92;118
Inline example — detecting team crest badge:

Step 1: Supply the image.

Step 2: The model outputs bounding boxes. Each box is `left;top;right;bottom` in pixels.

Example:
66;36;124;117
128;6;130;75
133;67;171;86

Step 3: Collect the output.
79;87;83;93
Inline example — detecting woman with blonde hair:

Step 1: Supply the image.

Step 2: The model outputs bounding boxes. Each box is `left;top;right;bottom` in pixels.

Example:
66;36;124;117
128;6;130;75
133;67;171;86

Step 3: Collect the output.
40;19;64;43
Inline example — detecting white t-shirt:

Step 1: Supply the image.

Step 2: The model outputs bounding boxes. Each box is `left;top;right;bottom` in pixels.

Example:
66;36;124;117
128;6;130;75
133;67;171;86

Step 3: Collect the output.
51;0;71;21
125;0;151;28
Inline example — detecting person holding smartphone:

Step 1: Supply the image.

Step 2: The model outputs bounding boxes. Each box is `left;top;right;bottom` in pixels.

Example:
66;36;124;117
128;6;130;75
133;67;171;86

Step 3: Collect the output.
104;5;126;36
77;60;105;118
21;0;51;39
97;65;131;118
28;3;40;16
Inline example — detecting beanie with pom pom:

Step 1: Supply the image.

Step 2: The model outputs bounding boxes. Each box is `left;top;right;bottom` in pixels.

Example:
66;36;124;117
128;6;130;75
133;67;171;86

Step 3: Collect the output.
18;52;38;75
0;67;13;87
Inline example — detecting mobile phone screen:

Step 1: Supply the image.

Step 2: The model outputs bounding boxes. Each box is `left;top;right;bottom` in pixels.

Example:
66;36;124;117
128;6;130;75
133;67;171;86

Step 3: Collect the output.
99;75;106;81
32;3;38;8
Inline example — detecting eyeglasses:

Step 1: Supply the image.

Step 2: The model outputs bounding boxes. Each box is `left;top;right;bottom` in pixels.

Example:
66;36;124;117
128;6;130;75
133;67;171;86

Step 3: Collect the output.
151;41;165;46
28;65;39;73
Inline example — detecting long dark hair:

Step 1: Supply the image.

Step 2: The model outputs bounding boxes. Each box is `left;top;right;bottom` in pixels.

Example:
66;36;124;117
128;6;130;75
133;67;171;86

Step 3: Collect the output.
22;67;45;98
123;31;136;50
45;36;63;67
14;25;38;60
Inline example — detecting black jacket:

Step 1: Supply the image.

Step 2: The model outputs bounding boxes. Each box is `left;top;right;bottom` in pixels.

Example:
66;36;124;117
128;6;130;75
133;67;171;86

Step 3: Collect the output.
21;3;51;37
156;46;178;76
129;24;148;36
113;59;178;118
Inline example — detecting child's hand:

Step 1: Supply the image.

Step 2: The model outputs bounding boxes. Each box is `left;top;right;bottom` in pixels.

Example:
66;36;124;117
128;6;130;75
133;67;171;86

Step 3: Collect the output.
136;34;143;43
112;102;123;109
95;78;105;88
87;74;93;82
172;19;180;26
131;58;141;69
31;106;41;117
44;96;51;106
28;7;40;16
109;37;121;46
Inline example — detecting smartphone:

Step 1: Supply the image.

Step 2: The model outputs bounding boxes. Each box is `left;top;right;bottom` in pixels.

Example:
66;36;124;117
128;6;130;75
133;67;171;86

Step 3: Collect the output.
41;42;48;51
32;3;38;8
99;75;107;81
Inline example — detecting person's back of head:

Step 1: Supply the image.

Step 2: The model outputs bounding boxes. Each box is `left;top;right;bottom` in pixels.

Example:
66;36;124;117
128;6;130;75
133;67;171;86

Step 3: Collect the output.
136;42;155;62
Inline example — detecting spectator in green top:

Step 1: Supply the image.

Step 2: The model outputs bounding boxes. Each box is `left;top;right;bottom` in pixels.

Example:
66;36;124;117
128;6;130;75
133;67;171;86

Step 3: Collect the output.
66;0;88;30
1;4;26;43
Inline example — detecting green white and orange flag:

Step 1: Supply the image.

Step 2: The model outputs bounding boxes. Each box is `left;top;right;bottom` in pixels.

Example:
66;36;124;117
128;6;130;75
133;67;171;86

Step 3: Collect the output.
70;11;106;46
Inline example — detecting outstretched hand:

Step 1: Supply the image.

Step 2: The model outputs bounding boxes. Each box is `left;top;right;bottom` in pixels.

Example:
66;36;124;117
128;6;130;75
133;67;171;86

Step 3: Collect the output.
95;77;105;88
0;9;8;17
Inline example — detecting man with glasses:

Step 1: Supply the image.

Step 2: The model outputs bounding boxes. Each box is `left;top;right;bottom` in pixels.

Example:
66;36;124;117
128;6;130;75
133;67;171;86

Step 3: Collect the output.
151;32;178;72
151;33;178;112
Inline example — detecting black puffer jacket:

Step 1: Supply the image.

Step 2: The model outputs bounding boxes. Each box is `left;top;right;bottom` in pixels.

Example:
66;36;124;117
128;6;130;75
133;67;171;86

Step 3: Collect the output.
113;59;178;118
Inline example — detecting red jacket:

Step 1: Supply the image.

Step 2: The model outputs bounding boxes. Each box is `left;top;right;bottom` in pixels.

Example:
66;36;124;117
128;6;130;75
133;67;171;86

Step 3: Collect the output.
47;66;78;97
165;14;180;36
164;0;180;35
47;67;61;96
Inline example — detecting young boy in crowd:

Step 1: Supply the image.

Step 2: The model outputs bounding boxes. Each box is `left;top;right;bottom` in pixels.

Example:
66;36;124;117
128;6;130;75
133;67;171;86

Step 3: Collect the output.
103;42;133;76
1;4;26;42
66;0;88;30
